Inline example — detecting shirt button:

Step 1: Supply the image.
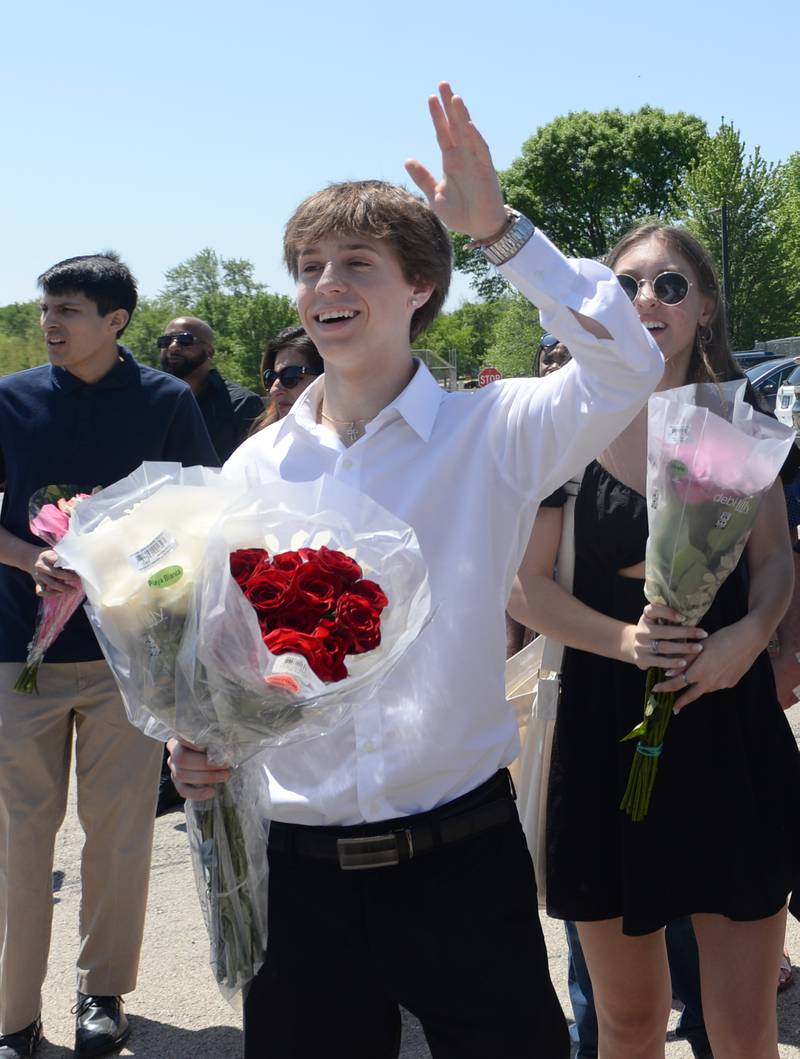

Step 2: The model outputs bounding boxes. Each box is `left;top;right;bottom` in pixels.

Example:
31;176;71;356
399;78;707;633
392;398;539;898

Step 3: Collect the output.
363;738;377;753
341;458;352;470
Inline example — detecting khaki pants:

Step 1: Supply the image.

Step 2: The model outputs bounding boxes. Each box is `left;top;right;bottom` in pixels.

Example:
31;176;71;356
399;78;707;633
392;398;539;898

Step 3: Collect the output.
0;661;163;1034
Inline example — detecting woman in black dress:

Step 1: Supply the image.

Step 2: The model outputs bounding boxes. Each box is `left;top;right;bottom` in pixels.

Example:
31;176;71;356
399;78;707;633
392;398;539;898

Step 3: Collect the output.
526;223;800;1058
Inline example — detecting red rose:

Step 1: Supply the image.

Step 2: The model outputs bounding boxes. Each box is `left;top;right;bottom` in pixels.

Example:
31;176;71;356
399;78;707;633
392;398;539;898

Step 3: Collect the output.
293;561;341;614
245;567;296;620
264;628;339;682
230;548;269;588
316;546;362;586
335;593;381;654
349;578;388;612
275;605;319;634
312;619;352;681
271;550;304;575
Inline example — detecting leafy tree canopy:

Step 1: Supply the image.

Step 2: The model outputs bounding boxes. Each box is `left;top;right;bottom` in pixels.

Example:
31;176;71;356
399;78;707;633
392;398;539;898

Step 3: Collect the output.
455;106;708;297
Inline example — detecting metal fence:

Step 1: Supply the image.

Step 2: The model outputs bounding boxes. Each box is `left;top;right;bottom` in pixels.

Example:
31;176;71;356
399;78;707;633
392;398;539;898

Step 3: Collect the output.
752;336;800;357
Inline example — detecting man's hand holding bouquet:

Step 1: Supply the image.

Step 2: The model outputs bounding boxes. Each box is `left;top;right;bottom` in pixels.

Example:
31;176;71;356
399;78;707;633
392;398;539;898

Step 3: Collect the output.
57;463;432;996
14;485;92;693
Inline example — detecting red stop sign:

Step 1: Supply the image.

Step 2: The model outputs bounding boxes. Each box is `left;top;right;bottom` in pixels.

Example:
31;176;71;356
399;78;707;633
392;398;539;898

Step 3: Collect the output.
478;366;502;386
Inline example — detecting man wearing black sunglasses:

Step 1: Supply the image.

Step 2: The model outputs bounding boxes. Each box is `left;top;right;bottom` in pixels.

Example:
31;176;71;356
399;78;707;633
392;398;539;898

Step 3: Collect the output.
158;317;264;464
156;316;264;817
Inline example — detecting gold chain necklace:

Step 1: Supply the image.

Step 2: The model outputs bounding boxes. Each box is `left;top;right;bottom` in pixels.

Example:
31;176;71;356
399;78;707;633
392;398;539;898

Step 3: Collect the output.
319;409;369;444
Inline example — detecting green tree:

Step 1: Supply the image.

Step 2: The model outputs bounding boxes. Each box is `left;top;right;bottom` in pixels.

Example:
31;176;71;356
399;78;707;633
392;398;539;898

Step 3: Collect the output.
161;248;266;304
773;152;800;338
484;295;544;378
417;299;508;378
122;295;183;369
0;302;45;376
153;249;298;390
455;107;708;297
674;122;793;349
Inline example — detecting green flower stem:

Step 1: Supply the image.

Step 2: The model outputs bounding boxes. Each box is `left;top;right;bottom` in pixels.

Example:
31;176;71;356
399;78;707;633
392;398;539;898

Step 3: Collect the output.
197;780;261;990
620;667;675;822
13;652;44;695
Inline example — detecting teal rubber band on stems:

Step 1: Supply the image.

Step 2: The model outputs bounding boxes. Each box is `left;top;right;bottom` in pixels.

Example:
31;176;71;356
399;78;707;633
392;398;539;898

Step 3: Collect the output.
635;742;663;757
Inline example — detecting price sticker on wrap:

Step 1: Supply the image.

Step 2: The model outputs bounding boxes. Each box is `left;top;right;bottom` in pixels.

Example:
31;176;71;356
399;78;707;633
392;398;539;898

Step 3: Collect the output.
128;531;177;571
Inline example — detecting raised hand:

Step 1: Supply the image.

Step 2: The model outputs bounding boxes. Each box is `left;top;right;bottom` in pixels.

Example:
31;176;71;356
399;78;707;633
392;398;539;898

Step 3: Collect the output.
405;82;507;241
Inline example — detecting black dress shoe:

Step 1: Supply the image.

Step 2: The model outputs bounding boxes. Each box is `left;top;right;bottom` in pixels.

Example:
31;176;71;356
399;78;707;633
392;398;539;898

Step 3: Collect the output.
73;994;129;1058
0;1015;42;1058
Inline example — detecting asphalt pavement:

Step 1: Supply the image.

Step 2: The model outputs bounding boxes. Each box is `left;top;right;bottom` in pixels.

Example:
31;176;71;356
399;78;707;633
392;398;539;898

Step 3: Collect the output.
35;705;800;1057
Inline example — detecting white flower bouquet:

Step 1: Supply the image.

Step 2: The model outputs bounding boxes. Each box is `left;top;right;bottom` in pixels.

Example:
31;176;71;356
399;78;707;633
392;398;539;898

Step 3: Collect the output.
57;462;433;995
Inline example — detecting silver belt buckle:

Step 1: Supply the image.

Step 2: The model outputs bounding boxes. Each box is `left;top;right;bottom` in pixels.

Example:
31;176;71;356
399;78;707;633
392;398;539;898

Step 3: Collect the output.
337;832;408;870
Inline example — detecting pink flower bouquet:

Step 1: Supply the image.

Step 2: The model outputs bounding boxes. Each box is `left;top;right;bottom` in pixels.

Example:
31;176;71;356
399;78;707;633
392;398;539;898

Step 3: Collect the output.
14;485;91;694
620;381;794;822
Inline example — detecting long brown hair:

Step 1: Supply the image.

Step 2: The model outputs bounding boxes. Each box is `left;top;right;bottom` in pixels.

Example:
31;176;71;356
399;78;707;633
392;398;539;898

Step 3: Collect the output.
249;326;323;436
606;223;741;384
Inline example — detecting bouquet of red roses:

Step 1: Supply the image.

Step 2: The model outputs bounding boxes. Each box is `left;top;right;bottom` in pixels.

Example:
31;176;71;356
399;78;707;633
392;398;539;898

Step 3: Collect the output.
57;464;432;996
230;544;388;687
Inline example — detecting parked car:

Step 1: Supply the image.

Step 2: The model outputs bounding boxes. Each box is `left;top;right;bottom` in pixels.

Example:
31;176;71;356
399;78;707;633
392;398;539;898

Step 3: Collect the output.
734;350;785;370
744;357;799;415
776;364;800;432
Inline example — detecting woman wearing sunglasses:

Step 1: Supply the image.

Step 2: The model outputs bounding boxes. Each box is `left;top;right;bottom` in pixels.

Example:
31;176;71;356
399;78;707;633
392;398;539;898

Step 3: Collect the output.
519;222;800;1059
251;325;324;431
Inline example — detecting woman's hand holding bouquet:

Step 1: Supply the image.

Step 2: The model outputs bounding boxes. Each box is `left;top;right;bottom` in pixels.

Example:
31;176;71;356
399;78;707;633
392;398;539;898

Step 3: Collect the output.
619;381;794;822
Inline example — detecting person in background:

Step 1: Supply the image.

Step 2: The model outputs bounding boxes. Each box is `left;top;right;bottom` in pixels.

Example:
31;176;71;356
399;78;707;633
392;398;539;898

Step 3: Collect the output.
250;325;324;433
0;254;218;1059
534;332;572;378
158;316;264;462
155;314;264;816
507;343;712;1059
524;222;800;1059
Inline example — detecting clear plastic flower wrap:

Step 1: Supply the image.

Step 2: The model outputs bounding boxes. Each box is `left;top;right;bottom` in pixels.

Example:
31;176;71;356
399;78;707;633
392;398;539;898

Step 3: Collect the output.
620;381;794;822
175;474;432;764
56;462;240;743
56;461;433;997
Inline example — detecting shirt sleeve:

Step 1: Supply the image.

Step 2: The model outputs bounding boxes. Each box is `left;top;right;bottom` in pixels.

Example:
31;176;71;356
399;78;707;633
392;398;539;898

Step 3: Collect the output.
163;388;222;468
540;486;567;508
486;228;664;501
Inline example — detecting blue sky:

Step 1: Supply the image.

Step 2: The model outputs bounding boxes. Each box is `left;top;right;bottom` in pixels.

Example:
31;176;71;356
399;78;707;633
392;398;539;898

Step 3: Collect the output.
1;0;797;311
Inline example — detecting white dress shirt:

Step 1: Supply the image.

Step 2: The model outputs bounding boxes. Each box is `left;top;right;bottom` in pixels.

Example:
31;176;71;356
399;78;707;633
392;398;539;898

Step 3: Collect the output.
224;228;663;825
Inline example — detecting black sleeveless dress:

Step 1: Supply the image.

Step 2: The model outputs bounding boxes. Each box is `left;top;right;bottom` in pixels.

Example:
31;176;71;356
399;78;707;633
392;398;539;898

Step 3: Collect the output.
545;460;800;935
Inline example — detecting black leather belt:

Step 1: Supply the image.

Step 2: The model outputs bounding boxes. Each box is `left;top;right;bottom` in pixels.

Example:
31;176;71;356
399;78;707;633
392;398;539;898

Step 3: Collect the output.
268;769;517;871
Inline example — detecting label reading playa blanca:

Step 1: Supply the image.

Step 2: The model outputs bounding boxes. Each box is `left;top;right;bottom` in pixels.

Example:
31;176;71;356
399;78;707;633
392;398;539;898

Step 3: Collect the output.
147;565;184;589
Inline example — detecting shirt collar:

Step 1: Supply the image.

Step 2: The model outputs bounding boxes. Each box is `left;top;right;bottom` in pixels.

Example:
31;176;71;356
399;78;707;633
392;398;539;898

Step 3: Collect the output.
275;358;443;444
50;345;137;393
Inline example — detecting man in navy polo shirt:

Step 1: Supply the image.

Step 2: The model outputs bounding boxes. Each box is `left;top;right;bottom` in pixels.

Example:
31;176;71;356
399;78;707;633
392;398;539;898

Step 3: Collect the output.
0;253;217;1059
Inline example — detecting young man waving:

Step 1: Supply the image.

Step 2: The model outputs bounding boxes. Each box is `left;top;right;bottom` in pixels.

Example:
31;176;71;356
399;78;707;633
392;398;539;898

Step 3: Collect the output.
171;84;663;1059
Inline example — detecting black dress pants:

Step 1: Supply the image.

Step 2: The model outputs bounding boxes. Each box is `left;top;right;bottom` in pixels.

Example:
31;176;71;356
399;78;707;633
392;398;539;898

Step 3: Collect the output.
243;775;569;1059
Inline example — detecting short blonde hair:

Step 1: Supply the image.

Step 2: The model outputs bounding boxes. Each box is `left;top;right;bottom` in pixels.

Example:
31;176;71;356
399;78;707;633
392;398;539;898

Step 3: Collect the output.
284;180;452;342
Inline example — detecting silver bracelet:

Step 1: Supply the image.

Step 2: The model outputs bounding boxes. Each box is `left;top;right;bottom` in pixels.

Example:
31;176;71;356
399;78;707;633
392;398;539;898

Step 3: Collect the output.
479;207;535;267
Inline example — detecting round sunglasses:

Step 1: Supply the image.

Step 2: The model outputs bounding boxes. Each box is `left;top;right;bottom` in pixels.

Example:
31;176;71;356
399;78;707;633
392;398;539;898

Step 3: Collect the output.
616;271;692;306
263;364;318;390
